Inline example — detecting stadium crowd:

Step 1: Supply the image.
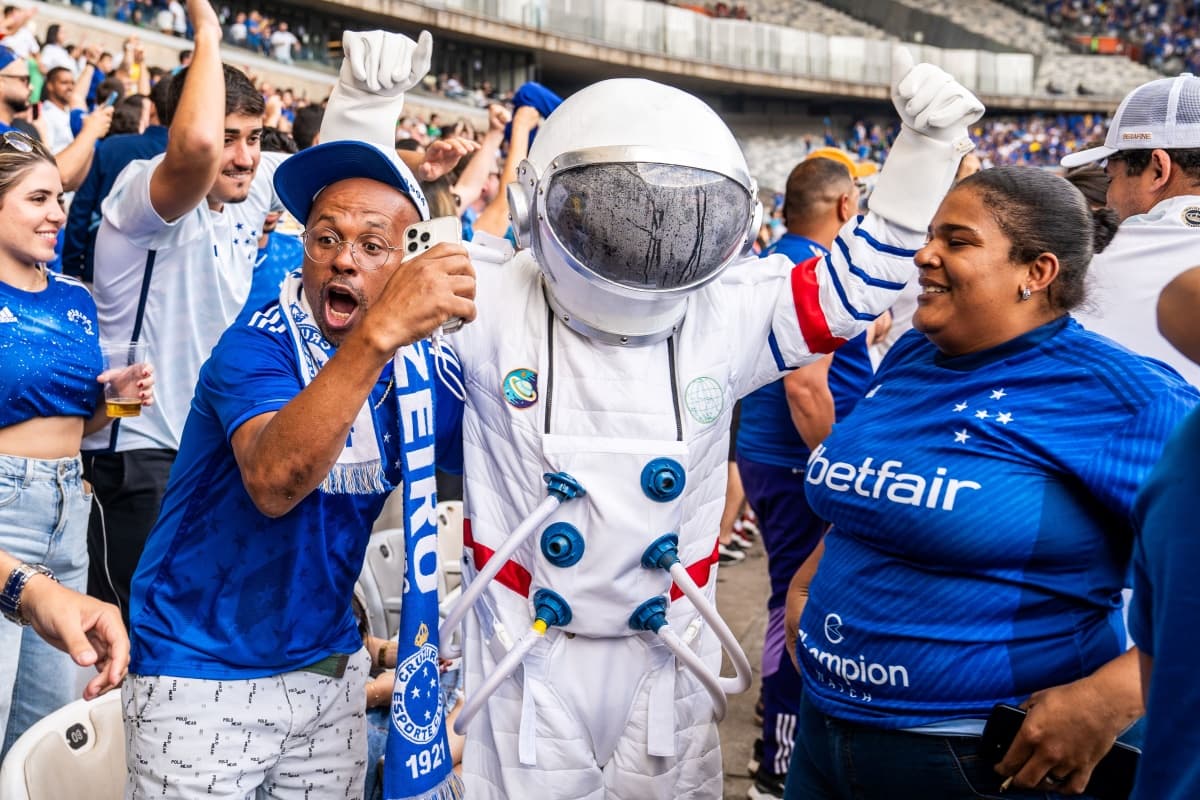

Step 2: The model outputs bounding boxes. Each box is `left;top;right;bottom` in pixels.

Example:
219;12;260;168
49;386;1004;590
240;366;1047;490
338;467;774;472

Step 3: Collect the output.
1;1;1200;800
1042;0;1200;74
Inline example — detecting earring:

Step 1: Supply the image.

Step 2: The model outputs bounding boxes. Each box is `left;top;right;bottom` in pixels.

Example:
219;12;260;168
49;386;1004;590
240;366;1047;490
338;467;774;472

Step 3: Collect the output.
1019;286;1032;302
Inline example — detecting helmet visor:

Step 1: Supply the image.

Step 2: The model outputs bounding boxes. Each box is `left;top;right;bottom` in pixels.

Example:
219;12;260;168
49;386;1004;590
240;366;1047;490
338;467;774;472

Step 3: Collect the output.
543;162;751;291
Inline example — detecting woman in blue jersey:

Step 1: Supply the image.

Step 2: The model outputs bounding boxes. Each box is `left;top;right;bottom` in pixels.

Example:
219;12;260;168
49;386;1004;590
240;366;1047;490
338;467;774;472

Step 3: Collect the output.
0;131;152;755
783;166;1198;800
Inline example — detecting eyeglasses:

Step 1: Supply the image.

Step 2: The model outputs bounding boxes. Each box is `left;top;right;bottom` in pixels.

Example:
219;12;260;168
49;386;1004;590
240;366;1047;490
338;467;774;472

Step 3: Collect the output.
1;131;33;154
0;74;31;86
1100;152;1129;170
301;227;400;271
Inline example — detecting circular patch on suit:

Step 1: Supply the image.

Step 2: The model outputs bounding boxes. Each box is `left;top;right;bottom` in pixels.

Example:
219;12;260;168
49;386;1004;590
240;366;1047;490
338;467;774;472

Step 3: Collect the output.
503;368;538;409
1182;207;1200;227
684;376;724;424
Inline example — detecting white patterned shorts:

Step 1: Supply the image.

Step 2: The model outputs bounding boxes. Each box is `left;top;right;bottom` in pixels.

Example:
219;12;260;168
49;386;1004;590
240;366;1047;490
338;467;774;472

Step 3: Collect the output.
123;648;370;799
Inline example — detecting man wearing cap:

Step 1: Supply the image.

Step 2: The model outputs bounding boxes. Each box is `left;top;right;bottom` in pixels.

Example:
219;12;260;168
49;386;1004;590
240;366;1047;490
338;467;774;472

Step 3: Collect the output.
120;29;474;800
1061;72;1200;385
0;45;29;133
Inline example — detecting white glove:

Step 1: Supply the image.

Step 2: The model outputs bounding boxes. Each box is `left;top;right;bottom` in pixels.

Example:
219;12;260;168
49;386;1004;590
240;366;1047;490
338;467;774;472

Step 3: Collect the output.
891;48;984;141
869;47;986;233
320;30;433;147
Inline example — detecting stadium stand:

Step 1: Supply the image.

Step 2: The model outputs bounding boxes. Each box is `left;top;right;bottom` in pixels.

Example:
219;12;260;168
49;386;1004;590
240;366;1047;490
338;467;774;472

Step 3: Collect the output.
736;0;895;41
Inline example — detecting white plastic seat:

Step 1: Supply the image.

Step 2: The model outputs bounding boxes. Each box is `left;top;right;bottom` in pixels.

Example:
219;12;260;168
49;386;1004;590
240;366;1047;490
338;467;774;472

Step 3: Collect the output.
0;691;125;800
358;527;407;640
436;500;464;594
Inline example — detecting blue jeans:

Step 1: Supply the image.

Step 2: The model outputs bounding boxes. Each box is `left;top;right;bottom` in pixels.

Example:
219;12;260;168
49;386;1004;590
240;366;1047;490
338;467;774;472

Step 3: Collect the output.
787;692;1089;800
0;453;91;757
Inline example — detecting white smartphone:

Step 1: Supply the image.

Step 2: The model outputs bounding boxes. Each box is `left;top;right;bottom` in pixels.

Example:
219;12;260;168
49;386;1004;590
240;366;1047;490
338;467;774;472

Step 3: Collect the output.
401;216;462;262
401;216;466;334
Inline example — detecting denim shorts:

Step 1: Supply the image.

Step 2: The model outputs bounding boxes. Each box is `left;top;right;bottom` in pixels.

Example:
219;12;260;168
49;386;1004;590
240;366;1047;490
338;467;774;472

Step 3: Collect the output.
0;452;92;756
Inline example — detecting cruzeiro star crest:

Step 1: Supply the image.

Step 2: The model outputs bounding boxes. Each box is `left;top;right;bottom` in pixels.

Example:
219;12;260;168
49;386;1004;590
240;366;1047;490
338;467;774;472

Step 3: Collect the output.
950;387;1016;444
391;641;444;745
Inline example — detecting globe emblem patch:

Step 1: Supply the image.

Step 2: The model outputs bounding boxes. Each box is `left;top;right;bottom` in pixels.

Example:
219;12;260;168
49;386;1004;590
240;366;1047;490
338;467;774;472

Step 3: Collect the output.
684;377;724;424
503;368;538;409
391;642;444;745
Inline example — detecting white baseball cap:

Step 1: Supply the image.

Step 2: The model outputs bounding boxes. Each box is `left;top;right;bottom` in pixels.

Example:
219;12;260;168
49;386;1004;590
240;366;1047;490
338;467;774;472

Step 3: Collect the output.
1061;73;1200;168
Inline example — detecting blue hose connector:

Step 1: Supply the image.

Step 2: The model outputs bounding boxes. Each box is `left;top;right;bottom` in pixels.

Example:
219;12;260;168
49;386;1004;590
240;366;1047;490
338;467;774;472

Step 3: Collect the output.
532;588;573;628
629;596;670;633
641;533;681;571
640;458;686;502
544;471;586;502
541;522;585;567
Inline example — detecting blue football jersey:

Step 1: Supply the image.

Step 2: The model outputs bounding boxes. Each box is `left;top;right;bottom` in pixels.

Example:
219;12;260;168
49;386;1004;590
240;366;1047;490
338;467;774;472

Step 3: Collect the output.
0;271;102;427
798;318;1198;727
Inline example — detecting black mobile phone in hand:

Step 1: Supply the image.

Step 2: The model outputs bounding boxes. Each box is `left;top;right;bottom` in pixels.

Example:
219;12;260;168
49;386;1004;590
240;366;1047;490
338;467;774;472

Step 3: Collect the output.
981;703;1140;800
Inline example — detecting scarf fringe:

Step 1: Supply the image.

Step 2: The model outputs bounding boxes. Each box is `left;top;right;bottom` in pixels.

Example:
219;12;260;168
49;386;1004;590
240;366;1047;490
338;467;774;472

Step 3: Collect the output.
320;459;388;496
387;772;465;800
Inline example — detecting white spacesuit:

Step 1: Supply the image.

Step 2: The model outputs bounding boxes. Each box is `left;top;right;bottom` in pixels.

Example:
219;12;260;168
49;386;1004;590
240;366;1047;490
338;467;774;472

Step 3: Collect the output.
320;33;983;800
444;67;982;799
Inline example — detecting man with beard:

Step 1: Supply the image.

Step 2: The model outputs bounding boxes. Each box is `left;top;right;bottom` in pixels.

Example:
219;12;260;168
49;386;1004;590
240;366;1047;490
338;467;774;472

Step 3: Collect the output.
0;45;28;133
121;30;472;795
82;0;283;621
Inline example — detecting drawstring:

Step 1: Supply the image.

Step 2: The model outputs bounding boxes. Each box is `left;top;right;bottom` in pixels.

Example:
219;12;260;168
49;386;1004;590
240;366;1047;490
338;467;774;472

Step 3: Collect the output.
430;329;465;402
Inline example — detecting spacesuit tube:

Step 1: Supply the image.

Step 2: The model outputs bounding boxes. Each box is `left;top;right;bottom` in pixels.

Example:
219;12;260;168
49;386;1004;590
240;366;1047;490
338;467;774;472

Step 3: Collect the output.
640;534;753;696
453;588;573;735
439;472;586;658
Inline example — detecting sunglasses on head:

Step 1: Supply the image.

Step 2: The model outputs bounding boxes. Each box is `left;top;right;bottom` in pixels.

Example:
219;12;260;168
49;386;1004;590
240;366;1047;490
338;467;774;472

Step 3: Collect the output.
0;130;33;153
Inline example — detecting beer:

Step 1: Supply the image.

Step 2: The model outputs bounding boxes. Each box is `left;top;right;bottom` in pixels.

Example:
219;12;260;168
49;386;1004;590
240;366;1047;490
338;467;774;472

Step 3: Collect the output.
106;398;142;417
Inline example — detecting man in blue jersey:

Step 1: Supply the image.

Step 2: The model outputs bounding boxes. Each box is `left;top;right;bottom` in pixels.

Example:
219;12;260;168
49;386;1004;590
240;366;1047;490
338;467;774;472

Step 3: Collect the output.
121;31;476;799
736;155;874;800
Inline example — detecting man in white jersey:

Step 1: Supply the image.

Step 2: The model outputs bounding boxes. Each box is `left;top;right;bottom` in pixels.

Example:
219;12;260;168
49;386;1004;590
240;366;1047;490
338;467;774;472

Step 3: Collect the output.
1061;72;1200;385
82;0;288;619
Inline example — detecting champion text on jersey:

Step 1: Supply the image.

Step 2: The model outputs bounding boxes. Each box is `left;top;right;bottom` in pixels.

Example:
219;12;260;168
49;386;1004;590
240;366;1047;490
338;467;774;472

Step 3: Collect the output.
805;443;982;511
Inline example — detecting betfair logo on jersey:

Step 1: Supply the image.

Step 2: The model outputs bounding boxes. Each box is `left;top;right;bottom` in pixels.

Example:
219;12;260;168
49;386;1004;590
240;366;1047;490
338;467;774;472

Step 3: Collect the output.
806;444;981;511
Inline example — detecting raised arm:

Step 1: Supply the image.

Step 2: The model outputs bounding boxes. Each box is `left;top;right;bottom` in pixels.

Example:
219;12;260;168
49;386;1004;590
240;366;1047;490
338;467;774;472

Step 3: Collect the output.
232;245;475;517
474;104;539;237
148;0;225;221
770;50;983;367
54;106;112;192
452;103;508;209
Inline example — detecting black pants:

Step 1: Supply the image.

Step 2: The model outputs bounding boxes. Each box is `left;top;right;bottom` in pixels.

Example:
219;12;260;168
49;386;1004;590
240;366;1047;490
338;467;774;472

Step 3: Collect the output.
83;449;176;625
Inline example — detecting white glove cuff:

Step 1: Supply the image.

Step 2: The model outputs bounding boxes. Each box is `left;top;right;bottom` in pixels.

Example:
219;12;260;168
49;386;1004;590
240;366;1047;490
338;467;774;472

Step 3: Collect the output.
320;81;406;149
869;124;975;233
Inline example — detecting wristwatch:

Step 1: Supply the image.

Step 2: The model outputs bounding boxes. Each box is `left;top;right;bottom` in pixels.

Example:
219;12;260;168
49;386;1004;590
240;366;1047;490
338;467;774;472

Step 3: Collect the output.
0;563;56;626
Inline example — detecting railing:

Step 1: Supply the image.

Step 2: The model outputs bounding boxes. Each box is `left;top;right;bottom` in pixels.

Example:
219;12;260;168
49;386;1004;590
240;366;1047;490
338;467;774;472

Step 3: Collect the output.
426;0;1037;95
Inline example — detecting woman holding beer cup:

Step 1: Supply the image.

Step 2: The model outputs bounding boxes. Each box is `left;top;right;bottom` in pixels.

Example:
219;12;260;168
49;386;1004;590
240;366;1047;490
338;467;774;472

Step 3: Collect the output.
0;130;152;755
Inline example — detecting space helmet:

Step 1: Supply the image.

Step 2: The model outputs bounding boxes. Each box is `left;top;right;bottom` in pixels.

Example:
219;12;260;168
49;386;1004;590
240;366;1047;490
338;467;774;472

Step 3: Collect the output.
508;79;761;345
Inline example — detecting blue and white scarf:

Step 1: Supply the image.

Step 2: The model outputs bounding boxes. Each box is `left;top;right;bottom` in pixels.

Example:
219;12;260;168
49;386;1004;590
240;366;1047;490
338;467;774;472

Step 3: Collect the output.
279;273;460;799
281;272;391;495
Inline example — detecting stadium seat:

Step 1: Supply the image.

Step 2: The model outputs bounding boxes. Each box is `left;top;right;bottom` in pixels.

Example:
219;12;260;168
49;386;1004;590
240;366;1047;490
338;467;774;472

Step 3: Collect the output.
437;500;464;595
0;691;125;800
358;527;407;640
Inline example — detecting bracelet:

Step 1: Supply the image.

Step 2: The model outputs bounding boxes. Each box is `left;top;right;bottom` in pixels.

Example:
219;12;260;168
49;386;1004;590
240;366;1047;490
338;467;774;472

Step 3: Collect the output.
378;643;389;668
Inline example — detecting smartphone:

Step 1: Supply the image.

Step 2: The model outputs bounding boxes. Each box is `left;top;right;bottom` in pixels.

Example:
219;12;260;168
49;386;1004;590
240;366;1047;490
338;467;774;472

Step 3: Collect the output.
104;91;119;107
401;216;466;334
981;704;1140;800
401;216;462;262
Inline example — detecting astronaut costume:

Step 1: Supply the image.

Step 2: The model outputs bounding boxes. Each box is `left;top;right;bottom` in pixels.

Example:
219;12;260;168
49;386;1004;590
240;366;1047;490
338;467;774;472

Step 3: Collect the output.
319;33;983;800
